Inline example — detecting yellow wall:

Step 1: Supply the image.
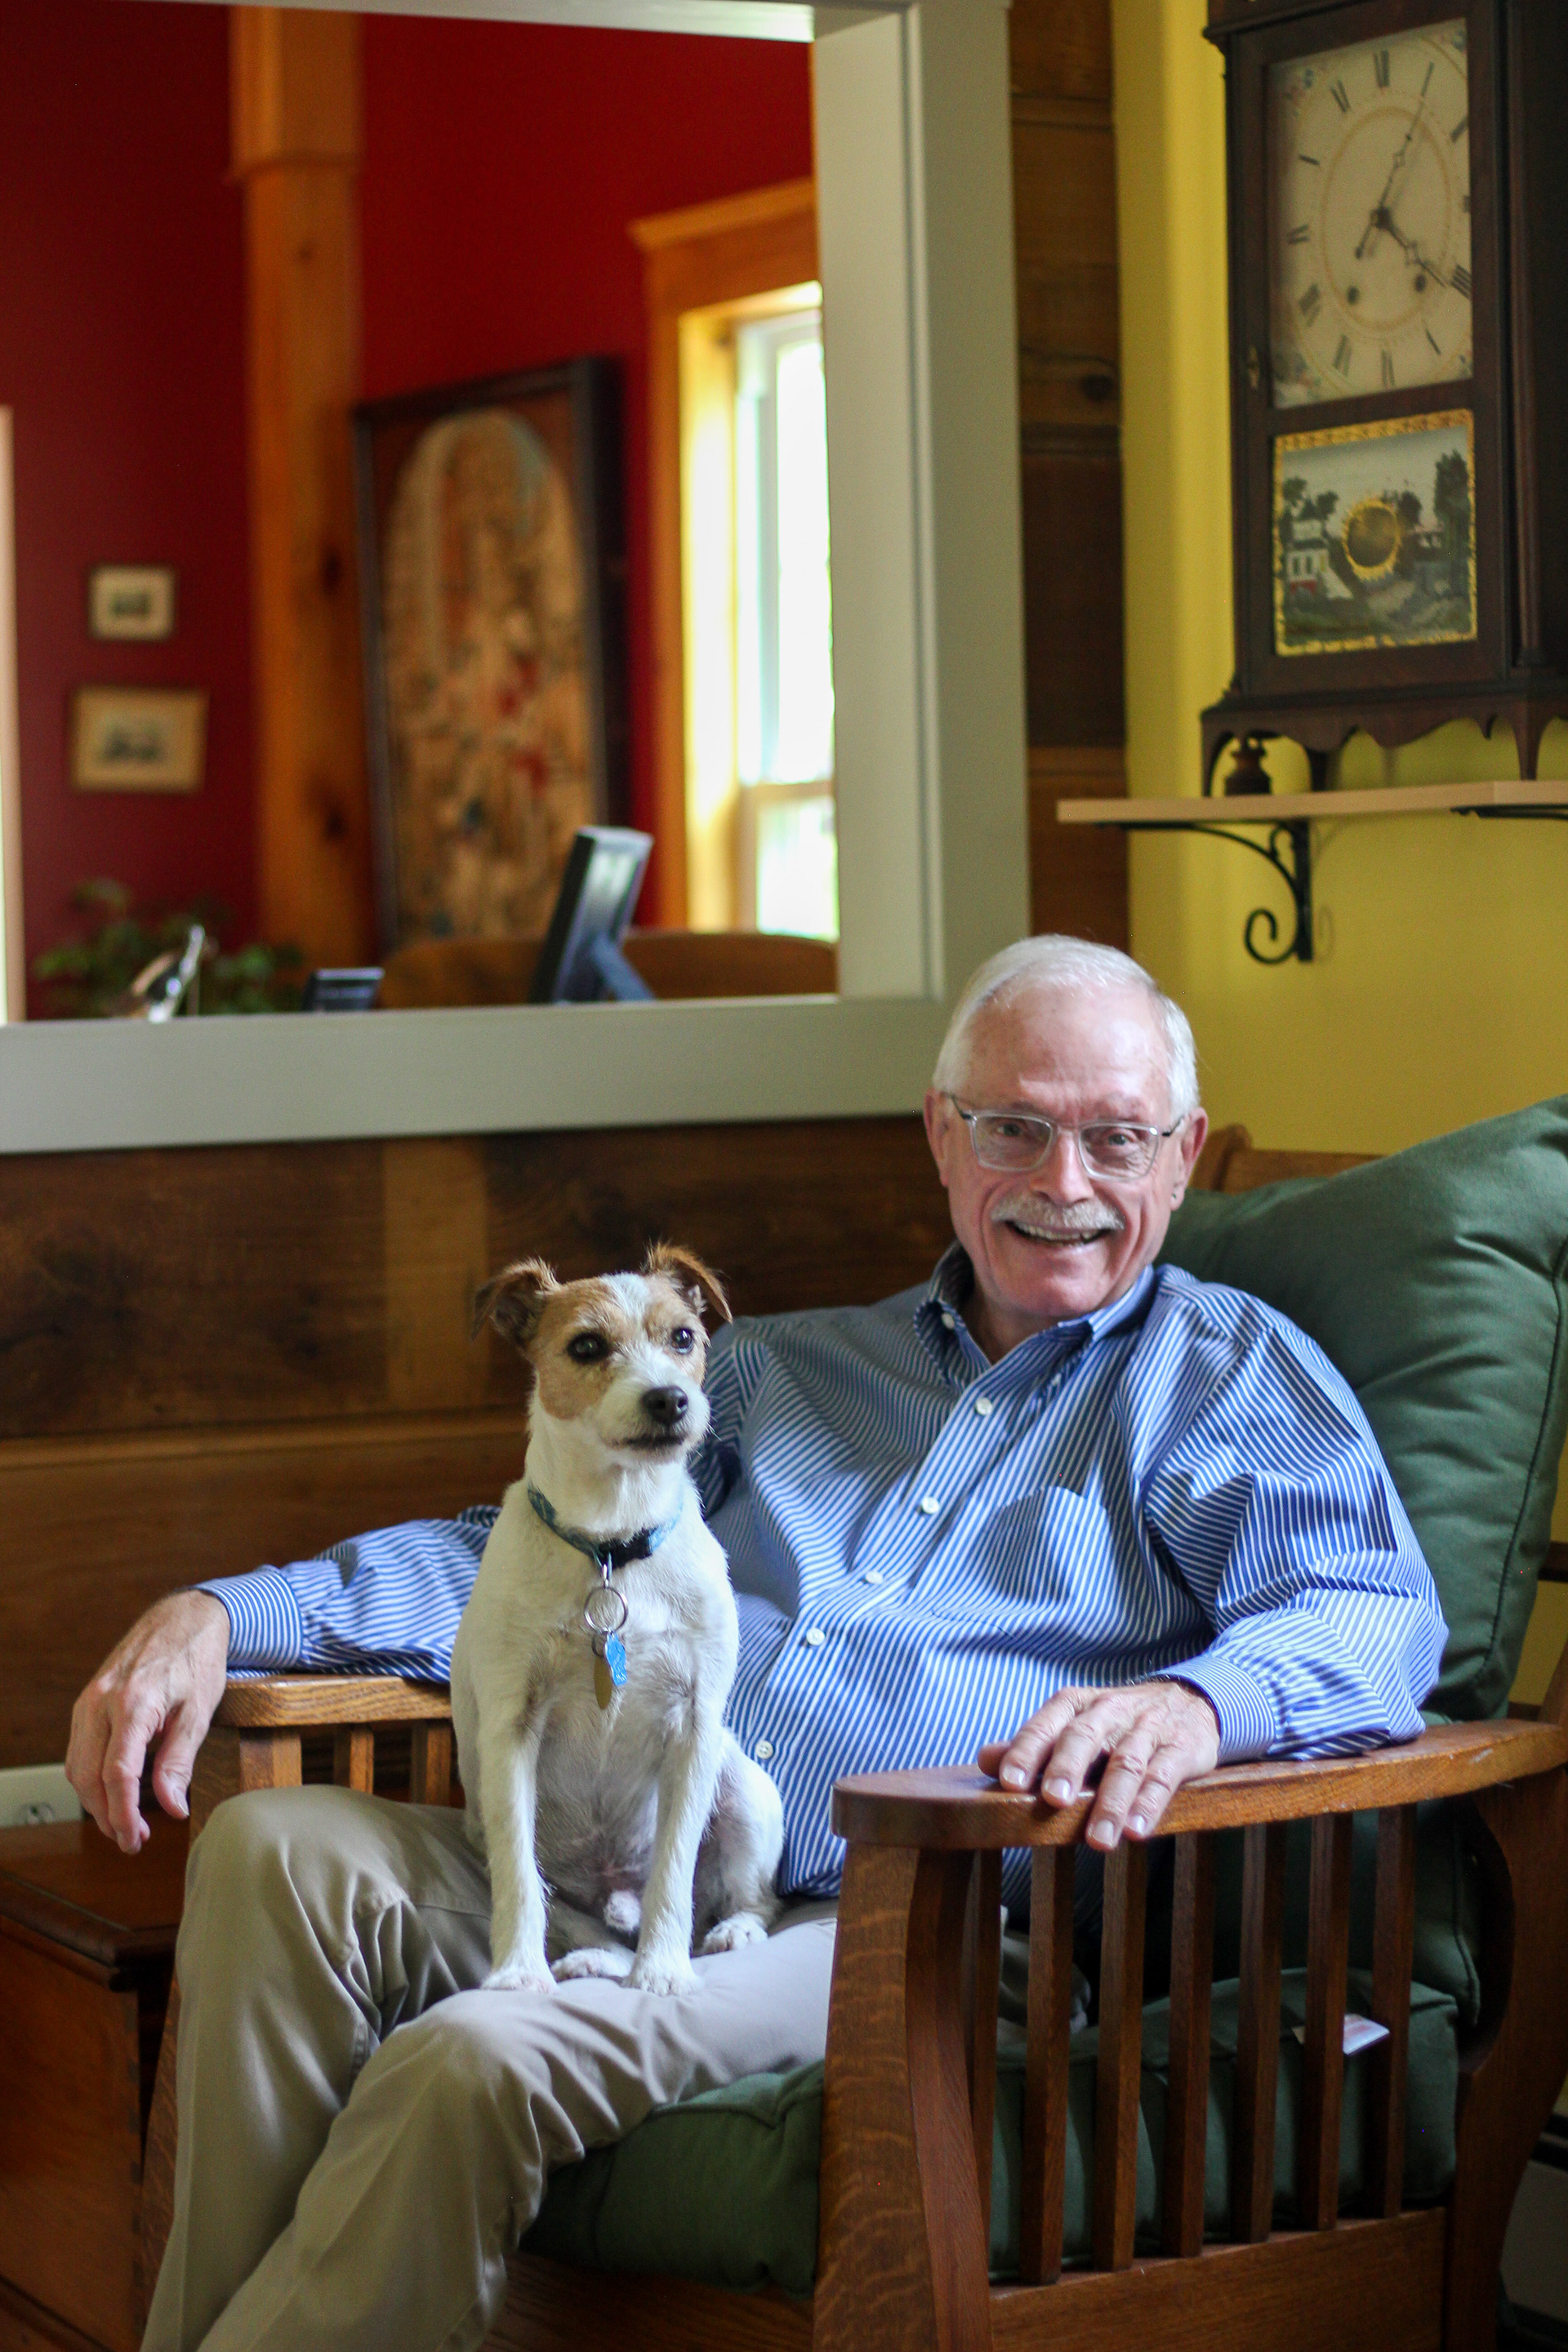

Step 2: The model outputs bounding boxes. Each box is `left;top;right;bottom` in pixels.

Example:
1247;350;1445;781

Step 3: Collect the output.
1110;0;1568;1666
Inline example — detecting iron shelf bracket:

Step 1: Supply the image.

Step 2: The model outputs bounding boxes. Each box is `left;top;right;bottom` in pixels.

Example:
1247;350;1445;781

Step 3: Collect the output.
1121;818;1314;965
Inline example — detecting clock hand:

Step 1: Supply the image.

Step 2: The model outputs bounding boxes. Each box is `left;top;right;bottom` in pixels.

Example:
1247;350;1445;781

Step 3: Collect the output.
1381;213;1450;289
1356;88;1432;261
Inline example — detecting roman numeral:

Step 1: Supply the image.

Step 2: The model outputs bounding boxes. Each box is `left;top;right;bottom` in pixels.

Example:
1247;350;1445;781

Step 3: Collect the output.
1299;283;1323;324
1299;152;1321;167
1286;223;1311;244
1426;327;1441;355
1331;78;1351;113
1383;347;1397;386
1375;50;1391;88
1451;114;1468;141
1452;262;1472;298
1422;62;1435;95
1462;192;1471;213
1334;336;1353;376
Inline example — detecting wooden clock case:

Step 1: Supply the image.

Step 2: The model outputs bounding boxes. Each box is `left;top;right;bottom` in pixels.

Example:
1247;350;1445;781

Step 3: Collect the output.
1202;0;1568;792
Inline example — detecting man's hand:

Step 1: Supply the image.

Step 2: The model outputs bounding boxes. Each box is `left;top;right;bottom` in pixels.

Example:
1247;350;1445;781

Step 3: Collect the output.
977;1681;1220;1850
66;1592;230;1854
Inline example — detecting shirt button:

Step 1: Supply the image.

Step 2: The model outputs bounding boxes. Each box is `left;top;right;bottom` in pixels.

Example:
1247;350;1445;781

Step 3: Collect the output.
917;1494;941;1515
754;1738;774;1761
973;1396;995;1417
803;1627;826;1647
863;1568;885;1585
941;1312;956;1330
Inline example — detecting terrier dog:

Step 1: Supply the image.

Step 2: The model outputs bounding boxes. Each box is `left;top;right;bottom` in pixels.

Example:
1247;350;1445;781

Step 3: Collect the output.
451;1242;783;1998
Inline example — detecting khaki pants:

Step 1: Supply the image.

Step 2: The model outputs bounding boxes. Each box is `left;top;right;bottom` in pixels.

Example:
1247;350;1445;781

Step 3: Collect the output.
143;1786;838;2352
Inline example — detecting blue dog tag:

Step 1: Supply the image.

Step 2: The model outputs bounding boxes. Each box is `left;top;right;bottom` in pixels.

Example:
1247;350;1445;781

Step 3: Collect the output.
605;1632;628;1687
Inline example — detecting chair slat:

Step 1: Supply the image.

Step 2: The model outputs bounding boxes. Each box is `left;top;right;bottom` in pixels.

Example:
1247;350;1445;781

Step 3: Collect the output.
1162;1832;1216;2256
1092;1840;1147;2271
1366;1804;1417;2216
1232;1820;1287;2243
961;1848;1003;2238
411;1720;455;1806
1019;1845;1076;2284
1298;1811;1353;2229
334;1726;375;1793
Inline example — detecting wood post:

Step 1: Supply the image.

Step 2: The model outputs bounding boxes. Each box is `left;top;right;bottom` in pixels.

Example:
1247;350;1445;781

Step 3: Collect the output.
231;7;375;969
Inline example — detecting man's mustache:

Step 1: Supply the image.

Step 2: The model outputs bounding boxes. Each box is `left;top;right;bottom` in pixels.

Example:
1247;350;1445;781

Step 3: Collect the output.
989;1192;1127;1241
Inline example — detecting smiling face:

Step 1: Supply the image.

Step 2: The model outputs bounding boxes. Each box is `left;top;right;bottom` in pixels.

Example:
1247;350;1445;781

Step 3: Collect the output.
923;982;1208;1360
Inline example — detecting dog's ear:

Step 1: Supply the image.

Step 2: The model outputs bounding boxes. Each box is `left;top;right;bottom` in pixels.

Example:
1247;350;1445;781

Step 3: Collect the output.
471;1258;559;1352
644;1241;732;1327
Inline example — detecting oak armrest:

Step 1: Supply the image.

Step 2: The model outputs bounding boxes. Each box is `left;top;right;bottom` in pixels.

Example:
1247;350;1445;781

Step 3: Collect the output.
831;1717;1568;1848
214;1675;452;1729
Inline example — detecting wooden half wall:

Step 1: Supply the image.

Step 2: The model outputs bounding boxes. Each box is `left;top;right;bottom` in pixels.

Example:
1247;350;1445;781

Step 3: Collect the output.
0;1117;949;1768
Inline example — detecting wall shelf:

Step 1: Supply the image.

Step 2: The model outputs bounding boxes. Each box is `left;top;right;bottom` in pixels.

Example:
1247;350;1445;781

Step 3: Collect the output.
1057;782;1568;965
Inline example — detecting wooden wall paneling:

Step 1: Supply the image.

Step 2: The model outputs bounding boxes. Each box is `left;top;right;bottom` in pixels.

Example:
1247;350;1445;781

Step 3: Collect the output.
630;182;818;927
0;1115;947;1766
232;7;375;968
1009;0;1129;941
1028;746;1129;947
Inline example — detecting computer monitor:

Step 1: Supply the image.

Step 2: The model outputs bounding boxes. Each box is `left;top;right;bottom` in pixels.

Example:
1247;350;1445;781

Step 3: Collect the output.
528;827;656;1004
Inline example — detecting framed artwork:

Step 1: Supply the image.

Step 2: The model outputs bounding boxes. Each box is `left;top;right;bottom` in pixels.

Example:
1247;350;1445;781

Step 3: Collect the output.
1272;409;1477;658
88;565;176;641
70;688;206;791
353;359;628;954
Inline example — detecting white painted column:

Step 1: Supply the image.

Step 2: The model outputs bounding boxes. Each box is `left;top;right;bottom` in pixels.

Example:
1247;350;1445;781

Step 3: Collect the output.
815;0;1029;1001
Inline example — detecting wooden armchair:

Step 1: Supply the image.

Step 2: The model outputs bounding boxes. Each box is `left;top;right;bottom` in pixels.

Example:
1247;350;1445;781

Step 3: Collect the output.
140;1642;1568;2352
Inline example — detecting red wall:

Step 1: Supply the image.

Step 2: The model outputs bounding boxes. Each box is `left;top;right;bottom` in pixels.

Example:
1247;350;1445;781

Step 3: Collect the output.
359;14;814;883
0;0;252;1009
1;4;812;1008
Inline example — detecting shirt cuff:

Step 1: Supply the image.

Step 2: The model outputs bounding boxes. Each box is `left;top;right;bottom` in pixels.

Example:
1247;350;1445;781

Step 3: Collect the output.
1163;1653;1277;1764
197;1570;307;1672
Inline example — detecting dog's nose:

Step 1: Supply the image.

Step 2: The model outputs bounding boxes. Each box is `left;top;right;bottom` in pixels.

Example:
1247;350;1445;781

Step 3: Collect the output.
641;1387;688;1429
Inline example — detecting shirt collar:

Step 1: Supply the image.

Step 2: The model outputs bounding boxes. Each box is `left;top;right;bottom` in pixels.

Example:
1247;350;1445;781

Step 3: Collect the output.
915;1245;1157;1374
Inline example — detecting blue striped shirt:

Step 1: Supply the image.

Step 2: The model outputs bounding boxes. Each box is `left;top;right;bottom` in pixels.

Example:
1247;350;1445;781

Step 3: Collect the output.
203;1249;1446;1903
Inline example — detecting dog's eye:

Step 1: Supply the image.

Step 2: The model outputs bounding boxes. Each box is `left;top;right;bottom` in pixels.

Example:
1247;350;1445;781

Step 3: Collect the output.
567;1331;609;1363
670;1326;696;1354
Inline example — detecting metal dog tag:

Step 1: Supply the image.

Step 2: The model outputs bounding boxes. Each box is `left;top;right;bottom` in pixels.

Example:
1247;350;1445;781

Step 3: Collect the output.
604;1631;627;1686
592;1646;616;1711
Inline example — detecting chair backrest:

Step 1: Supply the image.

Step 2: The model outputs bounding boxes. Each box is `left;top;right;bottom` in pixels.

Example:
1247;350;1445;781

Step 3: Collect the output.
377;929;838;1008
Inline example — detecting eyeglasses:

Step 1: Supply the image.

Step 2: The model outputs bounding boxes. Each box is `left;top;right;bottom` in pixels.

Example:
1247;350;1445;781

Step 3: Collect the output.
946;1096;1183;1183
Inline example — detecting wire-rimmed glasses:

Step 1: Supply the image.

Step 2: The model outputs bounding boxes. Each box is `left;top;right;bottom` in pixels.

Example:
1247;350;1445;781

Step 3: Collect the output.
945;1096;1183;1183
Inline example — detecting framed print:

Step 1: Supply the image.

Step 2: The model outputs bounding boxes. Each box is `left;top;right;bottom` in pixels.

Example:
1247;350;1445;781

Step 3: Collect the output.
354;359;628;954
70;687;206;791
87;565;176;641
1273;409;1476;657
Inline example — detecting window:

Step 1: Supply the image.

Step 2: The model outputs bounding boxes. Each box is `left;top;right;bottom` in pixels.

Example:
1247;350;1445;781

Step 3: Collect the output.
733;308;835;938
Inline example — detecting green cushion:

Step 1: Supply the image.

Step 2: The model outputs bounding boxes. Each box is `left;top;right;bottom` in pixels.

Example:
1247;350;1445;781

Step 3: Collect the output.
523;1970;1459;2293
1159;1096;1568;1724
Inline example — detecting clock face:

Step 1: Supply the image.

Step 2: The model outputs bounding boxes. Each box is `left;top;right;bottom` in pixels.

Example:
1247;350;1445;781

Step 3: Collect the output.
1269;21;1472;409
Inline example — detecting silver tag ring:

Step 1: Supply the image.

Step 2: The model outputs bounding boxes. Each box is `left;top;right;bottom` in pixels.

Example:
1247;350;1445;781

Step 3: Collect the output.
583;1584;630;1640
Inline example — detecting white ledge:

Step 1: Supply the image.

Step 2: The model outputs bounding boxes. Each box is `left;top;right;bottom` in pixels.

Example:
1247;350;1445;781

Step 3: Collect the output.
0;995;948;1155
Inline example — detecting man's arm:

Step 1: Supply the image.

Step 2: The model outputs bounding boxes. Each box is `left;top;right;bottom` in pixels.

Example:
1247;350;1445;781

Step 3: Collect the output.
66;1510;496;1853
978;1313;1446;1850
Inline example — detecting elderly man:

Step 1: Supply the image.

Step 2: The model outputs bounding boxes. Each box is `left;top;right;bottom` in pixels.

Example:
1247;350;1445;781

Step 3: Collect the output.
70;936;1445;2352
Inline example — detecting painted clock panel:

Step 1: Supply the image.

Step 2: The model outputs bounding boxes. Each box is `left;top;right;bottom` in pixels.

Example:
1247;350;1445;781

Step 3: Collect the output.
1269;20;1472;409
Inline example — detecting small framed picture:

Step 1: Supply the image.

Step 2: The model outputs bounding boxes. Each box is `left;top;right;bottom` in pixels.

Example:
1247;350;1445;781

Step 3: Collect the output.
87;565;177;642
1273;409;1477;658
71;688;207;793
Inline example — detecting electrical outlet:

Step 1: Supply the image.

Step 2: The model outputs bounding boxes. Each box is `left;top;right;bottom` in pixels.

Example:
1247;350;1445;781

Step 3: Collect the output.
0;1763;82;1828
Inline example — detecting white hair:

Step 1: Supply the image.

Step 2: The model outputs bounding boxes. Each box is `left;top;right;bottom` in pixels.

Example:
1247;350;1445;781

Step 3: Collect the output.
932;935;1200;1121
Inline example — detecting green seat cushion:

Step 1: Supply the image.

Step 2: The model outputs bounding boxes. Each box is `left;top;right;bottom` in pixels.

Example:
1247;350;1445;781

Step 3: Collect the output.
523;1969;1459;2294
1159;1096;1568;1726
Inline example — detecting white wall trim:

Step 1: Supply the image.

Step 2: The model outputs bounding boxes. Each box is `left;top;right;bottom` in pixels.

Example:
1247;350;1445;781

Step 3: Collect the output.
2;0;1027;1152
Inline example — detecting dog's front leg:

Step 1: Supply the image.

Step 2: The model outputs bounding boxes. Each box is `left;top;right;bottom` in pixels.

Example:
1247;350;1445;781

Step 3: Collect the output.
479;1714;554;1993
628;1709;725;1997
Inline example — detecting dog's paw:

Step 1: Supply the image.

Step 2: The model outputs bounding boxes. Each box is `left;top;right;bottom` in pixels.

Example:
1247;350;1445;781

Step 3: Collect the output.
699;1910;769;1955
483;1961;555;1994
552;1944;635;1983
601;1889;642;1938
626;1952;699;1998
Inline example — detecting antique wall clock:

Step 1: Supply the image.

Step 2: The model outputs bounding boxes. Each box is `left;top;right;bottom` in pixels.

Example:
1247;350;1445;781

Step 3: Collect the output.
1200;0;1568;793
